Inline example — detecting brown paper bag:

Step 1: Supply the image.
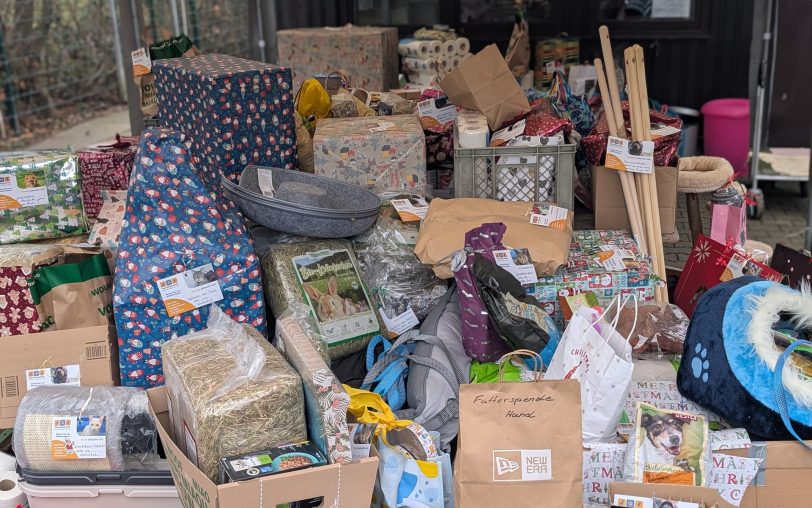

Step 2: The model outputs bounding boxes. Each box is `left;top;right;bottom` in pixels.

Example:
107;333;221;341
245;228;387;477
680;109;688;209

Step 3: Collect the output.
440;44;531;130
455;353;583;507
414;198;573;278
505;20;531;79
29;249;113;332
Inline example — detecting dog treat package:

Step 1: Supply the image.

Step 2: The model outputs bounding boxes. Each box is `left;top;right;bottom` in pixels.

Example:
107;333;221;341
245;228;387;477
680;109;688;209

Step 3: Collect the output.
77;135;139;219
153;54;298;189
352;195;447;325
624;403;711;487
275;316;353;465
113;128;267;388
313;115;427;194
0;150;88;244
162;306;307;483
262;240;384;359
13;385;158;472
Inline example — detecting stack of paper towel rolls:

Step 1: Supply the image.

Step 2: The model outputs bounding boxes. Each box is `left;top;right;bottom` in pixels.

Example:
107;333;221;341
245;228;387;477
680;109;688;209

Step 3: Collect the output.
399;36;472;84
456;110;489;148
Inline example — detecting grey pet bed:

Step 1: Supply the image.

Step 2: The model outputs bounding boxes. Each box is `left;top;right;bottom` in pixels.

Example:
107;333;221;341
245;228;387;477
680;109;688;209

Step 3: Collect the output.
222;166;381;238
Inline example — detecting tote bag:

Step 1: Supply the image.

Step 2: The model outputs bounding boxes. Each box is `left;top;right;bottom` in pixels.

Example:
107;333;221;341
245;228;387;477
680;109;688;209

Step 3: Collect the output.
545;296;636;442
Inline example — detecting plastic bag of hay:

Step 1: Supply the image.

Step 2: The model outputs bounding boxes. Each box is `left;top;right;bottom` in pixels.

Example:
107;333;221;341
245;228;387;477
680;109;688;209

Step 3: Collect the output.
0;150;88;244
162;306;307;482
262;239;384;359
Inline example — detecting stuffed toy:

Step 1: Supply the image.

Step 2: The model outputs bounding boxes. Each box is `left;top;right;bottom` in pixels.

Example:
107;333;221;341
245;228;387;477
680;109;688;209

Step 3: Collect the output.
677;276;812;441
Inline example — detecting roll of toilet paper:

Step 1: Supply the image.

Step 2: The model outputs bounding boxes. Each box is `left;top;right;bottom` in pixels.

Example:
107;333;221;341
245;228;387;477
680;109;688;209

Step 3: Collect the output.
456;37;470;55
398;38;436;58
407;71;440;86
0;472;26;508
441;39;457;57
457;123;489;148
0;453;14;472
402;57;438;72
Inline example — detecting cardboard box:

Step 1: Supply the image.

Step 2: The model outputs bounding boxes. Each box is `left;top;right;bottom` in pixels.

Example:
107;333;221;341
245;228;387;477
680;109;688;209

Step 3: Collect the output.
147;387;379;508
592;164;678;235
0;325;117;428
277;26;398;93
610;440;812;508
313;115;426;194
153;54;298;188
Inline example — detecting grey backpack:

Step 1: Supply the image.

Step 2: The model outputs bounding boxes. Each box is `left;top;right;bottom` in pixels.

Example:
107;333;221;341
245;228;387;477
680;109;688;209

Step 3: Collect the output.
363;285;470;450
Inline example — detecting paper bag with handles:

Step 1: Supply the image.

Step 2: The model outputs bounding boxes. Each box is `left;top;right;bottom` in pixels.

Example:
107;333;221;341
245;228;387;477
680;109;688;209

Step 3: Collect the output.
28;246;113;332
441;44;531;130
455;350;583;507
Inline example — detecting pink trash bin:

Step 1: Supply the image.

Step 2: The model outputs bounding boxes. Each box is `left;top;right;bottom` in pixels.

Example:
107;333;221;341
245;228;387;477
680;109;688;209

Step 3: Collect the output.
701;98;750;177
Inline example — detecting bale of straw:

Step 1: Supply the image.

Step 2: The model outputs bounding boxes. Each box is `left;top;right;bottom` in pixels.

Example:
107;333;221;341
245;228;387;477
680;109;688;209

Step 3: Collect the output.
162;319;306;482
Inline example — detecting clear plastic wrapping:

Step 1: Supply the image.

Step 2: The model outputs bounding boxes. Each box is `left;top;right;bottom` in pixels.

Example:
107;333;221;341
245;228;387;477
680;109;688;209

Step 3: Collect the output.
610;301;689;357
161;306;307;482
353;196;447;321
14;386;158;471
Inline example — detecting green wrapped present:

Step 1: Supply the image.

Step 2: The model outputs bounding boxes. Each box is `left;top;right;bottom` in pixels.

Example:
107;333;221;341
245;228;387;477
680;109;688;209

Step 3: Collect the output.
0;150;88;244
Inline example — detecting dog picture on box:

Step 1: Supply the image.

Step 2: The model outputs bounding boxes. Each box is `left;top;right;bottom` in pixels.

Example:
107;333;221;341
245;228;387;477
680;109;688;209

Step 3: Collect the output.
630;403;709;486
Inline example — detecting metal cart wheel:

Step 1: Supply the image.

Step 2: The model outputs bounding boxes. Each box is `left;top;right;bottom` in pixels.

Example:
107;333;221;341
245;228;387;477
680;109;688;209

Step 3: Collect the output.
748;188;766;219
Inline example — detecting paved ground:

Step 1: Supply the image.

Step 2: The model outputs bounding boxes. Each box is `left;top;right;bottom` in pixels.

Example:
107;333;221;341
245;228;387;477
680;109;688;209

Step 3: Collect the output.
25;107;131;150
23;108;810;265
575;180;810;268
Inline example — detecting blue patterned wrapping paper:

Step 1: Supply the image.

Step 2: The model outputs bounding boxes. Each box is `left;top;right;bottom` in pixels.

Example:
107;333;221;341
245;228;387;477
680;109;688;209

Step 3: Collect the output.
313;115;427;194
113;128;267;388
153;54;297;190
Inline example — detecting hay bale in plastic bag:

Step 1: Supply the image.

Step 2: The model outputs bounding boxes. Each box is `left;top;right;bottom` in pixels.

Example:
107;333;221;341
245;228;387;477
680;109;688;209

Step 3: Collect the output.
262;239;383;359
162;307;307;482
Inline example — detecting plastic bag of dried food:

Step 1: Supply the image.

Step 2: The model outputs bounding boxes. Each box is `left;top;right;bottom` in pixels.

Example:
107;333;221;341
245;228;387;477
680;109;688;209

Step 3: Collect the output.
14;385;158;471
610;301;689;356
353;195;447;323
262;239;384;359
162;306;307;482
0;150;88;244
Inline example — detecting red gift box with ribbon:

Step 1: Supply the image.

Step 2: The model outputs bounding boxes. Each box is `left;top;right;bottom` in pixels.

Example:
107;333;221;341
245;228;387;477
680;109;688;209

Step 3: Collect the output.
77;135;138;219
674;234;783;317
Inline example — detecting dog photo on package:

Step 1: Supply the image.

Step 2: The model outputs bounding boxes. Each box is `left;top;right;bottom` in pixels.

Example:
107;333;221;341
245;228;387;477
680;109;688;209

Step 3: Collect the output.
627;402;710;486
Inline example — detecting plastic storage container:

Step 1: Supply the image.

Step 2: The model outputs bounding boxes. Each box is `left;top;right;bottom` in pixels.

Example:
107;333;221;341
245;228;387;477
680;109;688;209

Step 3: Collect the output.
453;130;576;210
19;482;181;508
701;98;750;177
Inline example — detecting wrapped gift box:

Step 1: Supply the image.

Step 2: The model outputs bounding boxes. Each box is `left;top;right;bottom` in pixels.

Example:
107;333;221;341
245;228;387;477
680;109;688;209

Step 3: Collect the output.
78;136;138;219
313;115;426;193
526;230;656;327
153;54;297;188
277;26;398;93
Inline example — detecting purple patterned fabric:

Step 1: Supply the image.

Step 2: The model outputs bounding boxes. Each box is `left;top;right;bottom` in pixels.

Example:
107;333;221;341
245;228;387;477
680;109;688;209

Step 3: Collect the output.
453;223;511;361
153;54;297;190
113;128;266;388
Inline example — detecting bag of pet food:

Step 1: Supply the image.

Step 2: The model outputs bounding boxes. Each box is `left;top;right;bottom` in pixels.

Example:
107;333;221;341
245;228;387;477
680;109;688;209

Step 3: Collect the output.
623;403;712;487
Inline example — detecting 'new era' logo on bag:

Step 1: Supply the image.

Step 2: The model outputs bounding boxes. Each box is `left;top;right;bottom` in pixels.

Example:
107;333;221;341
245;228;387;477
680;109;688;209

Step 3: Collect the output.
492;449;552;482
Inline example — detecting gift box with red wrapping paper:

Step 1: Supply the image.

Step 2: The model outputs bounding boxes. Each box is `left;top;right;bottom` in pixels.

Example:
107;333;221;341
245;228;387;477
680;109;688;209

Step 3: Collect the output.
78;135;139;219
674;234;783;317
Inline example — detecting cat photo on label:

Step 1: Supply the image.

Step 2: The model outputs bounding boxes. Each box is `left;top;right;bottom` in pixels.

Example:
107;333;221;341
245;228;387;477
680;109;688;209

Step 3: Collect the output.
78;416;106;436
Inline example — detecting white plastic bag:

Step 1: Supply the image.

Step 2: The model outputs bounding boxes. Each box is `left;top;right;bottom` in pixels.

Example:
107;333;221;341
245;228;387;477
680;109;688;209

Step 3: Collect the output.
545;296;636;442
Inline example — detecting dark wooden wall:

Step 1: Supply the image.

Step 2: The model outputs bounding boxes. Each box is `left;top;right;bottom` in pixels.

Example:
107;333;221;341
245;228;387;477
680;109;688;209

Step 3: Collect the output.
457;0;756;110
